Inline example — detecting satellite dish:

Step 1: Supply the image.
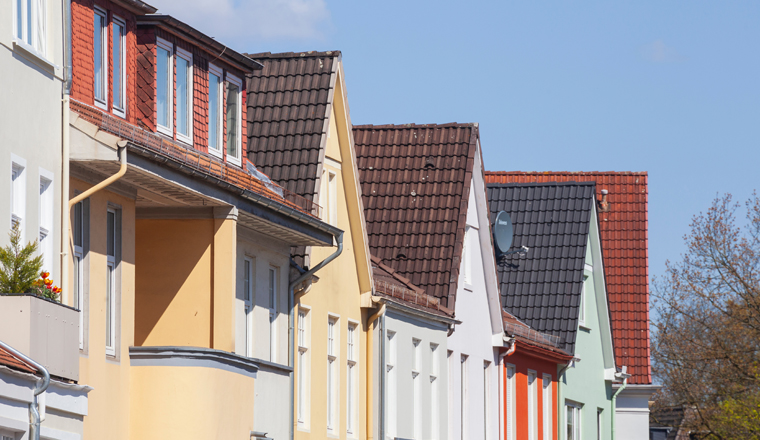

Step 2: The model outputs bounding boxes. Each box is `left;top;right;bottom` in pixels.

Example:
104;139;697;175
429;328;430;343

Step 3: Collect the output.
493;211;514;255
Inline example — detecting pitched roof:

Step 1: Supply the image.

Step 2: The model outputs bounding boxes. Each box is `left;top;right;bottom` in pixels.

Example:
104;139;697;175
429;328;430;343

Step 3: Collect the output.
372;256;454;318
245;51;341;201
486;181;596;354
485;171;651;384
354;123;478;310
0;347;36;374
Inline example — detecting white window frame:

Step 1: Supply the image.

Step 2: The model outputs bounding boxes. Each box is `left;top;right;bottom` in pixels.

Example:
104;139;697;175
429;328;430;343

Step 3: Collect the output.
93;7;108;110
463;225;474;289
105;208;117;357
10;155;26;235
327;315;339;433
579;275;588;327
225;73;243;167
565;401;582;440
207;63;224;158
346;320;359;437
528;370;538;440
38;168;54;275
243;257;254;357
430;343;440;440
155;37;174;136
297;306;311;428
111;16;127;118
412;338;422;440
596;409;603;440
543;374;552;440
268;265;278;362
386;330;397;440
328;171;337;226
175;46;193;145
505;364;516;440
13;0;47;57
73;200;85;350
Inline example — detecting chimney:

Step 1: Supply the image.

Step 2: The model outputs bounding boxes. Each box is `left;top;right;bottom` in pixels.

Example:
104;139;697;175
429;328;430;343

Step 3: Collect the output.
599;189;610;212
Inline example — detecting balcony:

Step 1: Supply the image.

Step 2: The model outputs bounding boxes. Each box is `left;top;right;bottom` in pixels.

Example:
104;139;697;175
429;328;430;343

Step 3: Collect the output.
0;294;80;381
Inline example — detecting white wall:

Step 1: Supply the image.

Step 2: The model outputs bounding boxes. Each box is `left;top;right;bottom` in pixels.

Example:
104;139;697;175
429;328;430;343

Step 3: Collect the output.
615;386;658;440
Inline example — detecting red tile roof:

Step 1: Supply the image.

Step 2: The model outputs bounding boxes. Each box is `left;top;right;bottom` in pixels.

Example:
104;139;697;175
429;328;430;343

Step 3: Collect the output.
0;347;36;374
485;171;651;384
354;123;478;310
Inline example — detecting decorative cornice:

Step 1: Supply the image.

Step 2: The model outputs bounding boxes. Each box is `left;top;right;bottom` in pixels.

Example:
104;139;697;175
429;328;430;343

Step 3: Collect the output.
129;346;259;378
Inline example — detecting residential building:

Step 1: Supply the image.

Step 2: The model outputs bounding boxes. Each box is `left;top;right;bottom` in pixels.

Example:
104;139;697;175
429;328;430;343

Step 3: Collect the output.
487;181;624;440
485;171;658;439
500;311;573;440
368;257;457;440
65;3;341;439
246;51;374;440
354;123;507;440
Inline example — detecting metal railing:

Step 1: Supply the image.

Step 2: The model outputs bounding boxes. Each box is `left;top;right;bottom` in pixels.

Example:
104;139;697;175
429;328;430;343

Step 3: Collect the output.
374;278;451;315
504;322;561;348
70;99;322;218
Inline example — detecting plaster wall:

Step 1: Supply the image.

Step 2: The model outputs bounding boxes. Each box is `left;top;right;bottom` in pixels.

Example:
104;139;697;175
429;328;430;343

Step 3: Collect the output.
501;350;559;440
614;386;658;440
0;0;64;284
253;364;291;440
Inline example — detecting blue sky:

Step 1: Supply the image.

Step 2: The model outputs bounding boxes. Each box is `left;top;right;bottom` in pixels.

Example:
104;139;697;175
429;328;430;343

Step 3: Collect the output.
150;0;760;280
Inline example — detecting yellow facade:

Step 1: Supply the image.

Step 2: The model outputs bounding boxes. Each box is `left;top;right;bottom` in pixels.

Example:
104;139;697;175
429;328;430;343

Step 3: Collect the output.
295;63;374;440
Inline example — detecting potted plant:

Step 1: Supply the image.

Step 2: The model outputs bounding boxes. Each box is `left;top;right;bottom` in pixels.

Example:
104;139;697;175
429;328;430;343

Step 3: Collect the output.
0;225;61;301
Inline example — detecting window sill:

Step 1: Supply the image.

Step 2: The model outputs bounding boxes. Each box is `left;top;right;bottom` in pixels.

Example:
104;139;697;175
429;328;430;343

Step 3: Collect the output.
177;133;193;146
464;283;474;292
112;107;126;119
227;156;242;168
94;99;108;112
296;426;310;434
208;147;223;160
156;125;173;138
13;39;59;72
579;324;591;332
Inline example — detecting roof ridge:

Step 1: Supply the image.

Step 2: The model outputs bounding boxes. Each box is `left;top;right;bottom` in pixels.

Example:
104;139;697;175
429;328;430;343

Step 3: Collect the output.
487;181;597;188
486;170;648;176
246;50;341;59
353;122;478;130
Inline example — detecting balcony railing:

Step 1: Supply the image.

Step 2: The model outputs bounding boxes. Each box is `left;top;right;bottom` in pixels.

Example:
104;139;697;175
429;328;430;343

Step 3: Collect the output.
70;99;322;219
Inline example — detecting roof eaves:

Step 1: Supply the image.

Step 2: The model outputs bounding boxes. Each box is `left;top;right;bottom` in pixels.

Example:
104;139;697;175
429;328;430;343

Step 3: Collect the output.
246;50;342;60
112;0;157;14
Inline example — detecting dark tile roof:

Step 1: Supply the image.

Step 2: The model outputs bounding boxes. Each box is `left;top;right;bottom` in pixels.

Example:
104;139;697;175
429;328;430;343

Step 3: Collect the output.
487;181;596;354
485;171;651;384
244;51;341;201
354;123;478;310
372;256;454;318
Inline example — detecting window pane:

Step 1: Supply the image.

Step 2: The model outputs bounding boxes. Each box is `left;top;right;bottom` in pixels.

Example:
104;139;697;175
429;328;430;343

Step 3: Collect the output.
176;57;190;136
269;268;275;309
243;260;251;302
73;202;82;247
107;211;115;257
567;407;573;440
93;14;104;101
73;256;80;309
16;0;22;39
226;81;240;159
156;47;170;128
106;264;113;347
209;72;221;151
26;0;31;43
112;22;123;110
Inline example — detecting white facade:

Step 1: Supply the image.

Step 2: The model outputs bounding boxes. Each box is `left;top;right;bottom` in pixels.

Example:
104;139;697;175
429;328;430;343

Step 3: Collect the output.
614;385;659;440
447;146;505;440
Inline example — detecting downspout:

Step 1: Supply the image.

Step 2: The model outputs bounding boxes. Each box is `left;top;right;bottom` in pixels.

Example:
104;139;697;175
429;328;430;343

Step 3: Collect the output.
557;360;573;440
379;309;387;440
366;303;386;440
288;232;344;440
60;0;72;304
68;143;128;208
611;368;629;440
0;340;50;440
498;338;515;440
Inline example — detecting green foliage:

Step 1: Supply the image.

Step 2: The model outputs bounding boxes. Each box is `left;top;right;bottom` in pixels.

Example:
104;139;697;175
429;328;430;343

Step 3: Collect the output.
0;225;44;295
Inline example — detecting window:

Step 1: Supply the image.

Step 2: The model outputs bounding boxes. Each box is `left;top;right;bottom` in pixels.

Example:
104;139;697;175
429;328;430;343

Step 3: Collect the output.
430;343;440;440
225;74;242;166
112;17;126;117
543;375;552;440
73;201;86;350
297;307;310;427
347;322;358;436
321;170;338;226
156;38;173;135
38;172;53;274
175;47;193;144
11;158;26;233
243;258;253;357
528;370;537;440
597;409;603;440
565;402;582;440
463;226;473;286
461;354;468;440
14;0;47;55
386;330;397;439
268;266;278;362
208;64;223;157
105;208;118;356
327;316;338;433
579;275;589;327
93;8;107;109
484;362;491;440
505;364;516;440
412;338;421;440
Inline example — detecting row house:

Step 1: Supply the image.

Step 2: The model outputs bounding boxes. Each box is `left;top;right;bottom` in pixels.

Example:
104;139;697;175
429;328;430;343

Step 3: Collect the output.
64;2;342;440
354;123;508;440
485;172;658;440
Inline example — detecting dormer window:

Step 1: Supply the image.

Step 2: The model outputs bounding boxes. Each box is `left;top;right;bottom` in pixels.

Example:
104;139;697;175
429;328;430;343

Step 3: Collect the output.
225;74;242;166
93;8;108;109
208;64;223;158
156;38;173;136
175;47;193;144
112;17;126;117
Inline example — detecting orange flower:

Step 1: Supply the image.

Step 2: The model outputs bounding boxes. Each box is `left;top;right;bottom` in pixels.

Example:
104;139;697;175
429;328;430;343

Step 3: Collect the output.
44;278;53;286
41;271;49;279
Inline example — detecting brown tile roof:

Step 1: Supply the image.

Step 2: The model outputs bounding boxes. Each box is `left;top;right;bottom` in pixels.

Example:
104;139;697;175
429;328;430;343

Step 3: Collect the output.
372;256;454;318
485;171;651;384
245;51;341;201
0;347;36;374
354;123;478;310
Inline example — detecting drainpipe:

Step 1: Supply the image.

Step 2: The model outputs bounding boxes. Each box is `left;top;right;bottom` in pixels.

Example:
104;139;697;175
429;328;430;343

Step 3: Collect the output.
366;303;386;440
611;367;629;440
288;232;344;440
0;340;50;440
60;0;72;304
556;360;574;440
498;338;515;440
